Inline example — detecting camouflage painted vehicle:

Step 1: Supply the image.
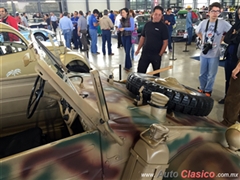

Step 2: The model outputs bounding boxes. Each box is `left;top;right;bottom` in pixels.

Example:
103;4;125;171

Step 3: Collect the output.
0;22;90;140
0;36;240;180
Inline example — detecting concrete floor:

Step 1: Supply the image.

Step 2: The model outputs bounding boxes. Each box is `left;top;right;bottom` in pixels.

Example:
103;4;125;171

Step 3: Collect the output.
73;36;226;122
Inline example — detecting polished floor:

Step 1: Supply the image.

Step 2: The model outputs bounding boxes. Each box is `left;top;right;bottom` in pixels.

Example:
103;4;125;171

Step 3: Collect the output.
72;36;226;122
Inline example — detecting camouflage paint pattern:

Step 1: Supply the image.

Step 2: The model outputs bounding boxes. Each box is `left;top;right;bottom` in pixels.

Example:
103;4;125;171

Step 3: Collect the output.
1;41;240;180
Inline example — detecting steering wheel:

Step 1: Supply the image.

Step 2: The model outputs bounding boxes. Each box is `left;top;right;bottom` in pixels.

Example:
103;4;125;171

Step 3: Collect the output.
27;75;45;118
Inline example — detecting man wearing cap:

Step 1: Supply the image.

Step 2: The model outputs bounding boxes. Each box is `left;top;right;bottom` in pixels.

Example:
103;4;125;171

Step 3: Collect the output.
186;6;193;45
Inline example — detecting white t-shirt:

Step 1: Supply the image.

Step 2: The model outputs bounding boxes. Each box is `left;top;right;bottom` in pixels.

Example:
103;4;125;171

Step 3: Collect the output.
196;19;231;58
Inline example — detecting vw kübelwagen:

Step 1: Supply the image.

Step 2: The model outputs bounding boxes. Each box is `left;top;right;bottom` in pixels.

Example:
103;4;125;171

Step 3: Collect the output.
0;22;90;141
0;35;240;180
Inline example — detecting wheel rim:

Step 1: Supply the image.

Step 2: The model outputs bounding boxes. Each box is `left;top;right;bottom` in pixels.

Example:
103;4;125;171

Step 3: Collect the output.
35;35;45;41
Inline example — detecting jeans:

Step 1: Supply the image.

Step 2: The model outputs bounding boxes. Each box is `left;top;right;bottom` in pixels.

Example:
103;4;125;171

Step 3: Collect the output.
89;29;98;53
199;56;219;92
131;44;135;60
187;27;193;44
72;28;82;49
47;25;52;30
168;29;173;50
62;29;72;49
102;30;112;55
121;35;132;69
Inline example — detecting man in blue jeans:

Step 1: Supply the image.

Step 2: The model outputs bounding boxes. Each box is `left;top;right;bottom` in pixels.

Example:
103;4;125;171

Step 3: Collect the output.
88;9;100;54
59;12;73;49
196;2;231;96
99;10;114;56
186;6;193;45
163;8;176;52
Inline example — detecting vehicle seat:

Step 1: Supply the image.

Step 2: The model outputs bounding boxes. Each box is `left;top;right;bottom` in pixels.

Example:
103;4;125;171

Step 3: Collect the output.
5;45;13;54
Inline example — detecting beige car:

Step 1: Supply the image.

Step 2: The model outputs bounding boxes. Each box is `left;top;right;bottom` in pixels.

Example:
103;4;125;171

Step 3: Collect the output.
0;22;90;78
0;22;90;137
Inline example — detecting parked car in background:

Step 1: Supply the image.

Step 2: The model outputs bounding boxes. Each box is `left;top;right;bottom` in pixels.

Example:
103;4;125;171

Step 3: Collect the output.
218;11;235;25
18;24;56;41
173;9;201;38
28;18;47;29
134;14;151;35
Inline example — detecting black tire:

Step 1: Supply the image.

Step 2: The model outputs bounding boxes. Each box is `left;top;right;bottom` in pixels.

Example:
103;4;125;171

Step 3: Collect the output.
126;73;214;116
34;33;46;41
66;60;90;73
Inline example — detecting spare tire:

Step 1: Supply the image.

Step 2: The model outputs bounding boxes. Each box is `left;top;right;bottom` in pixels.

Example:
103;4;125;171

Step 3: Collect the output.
126;73;214;116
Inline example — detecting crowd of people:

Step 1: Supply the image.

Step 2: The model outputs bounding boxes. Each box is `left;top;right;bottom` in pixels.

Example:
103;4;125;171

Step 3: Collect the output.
0;4;240;127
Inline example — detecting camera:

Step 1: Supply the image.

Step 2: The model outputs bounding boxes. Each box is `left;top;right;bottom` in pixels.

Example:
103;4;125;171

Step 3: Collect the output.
202;43;212;55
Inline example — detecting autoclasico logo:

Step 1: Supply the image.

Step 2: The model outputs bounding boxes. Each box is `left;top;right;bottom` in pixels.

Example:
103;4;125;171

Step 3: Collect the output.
141;170;239;178
155;170;215;178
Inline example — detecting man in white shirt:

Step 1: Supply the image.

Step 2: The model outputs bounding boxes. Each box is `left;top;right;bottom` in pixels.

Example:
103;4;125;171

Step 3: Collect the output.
114;10;123;48
22;12;28;27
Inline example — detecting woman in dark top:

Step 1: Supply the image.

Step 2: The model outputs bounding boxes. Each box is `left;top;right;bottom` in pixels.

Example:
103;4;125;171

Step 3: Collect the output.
45;14;51;30
118;8;135;71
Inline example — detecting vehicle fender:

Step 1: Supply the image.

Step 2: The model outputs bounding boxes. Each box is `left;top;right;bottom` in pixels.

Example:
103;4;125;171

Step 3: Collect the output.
63;52;90;69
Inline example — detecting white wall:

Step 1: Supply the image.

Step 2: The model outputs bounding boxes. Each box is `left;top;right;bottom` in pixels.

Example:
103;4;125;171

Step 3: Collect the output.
109;0;125;11
89;0;107;12
67;0;125;14
67;0;87;14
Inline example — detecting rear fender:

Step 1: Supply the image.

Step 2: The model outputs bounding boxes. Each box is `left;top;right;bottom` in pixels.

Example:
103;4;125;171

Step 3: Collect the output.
63;52;90;69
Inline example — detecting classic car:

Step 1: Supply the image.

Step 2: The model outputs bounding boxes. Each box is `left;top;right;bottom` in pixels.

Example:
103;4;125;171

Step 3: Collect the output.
0;33;239;180
134;14;151;35
18;24;56;41
28;18;48;29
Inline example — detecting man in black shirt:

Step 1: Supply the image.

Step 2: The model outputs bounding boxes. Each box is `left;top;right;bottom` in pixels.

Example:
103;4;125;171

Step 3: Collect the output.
135;5;168;76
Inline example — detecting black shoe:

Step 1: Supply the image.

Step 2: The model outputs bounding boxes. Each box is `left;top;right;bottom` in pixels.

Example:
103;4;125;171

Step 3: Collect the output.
186;43;191;45
218;98;225;104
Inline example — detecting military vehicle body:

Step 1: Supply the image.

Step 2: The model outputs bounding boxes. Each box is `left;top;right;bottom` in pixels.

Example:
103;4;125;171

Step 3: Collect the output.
0;22;90;141
0;35;240;180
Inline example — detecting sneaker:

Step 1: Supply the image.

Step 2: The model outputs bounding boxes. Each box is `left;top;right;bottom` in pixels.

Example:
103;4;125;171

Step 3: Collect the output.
197;87;204;93
205;92;212;97
108;53;114;56
218;98;225;104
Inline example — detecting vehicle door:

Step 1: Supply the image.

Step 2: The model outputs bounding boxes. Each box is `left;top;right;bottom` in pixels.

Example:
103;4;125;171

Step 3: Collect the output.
0;30;35;78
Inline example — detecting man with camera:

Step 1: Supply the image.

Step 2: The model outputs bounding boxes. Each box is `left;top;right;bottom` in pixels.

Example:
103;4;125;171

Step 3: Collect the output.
196;2;231;97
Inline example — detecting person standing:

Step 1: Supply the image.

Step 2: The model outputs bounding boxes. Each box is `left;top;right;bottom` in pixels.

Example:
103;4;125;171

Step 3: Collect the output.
163;8;175;52
135;6;168;77
186;6;193;45
15;12;22;25
119;8;135;71
45;14;51;30
129;9;137;60
196;2;231;97
78;10;88;51
71;11;81;50
22;12;29;27
59;12;73;49
99;10;114;56
0;7;18;30
50;12;58;33
218;8;240;104
109;10;115;24
115;10;123;48
221;45;240;127
88;9;100;54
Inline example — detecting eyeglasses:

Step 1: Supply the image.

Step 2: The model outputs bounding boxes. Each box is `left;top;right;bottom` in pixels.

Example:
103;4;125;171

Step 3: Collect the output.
210;10;220;13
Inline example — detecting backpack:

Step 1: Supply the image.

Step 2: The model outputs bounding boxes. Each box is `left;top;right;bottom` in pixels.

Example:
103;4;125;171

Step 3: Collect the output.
191;11;198;23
